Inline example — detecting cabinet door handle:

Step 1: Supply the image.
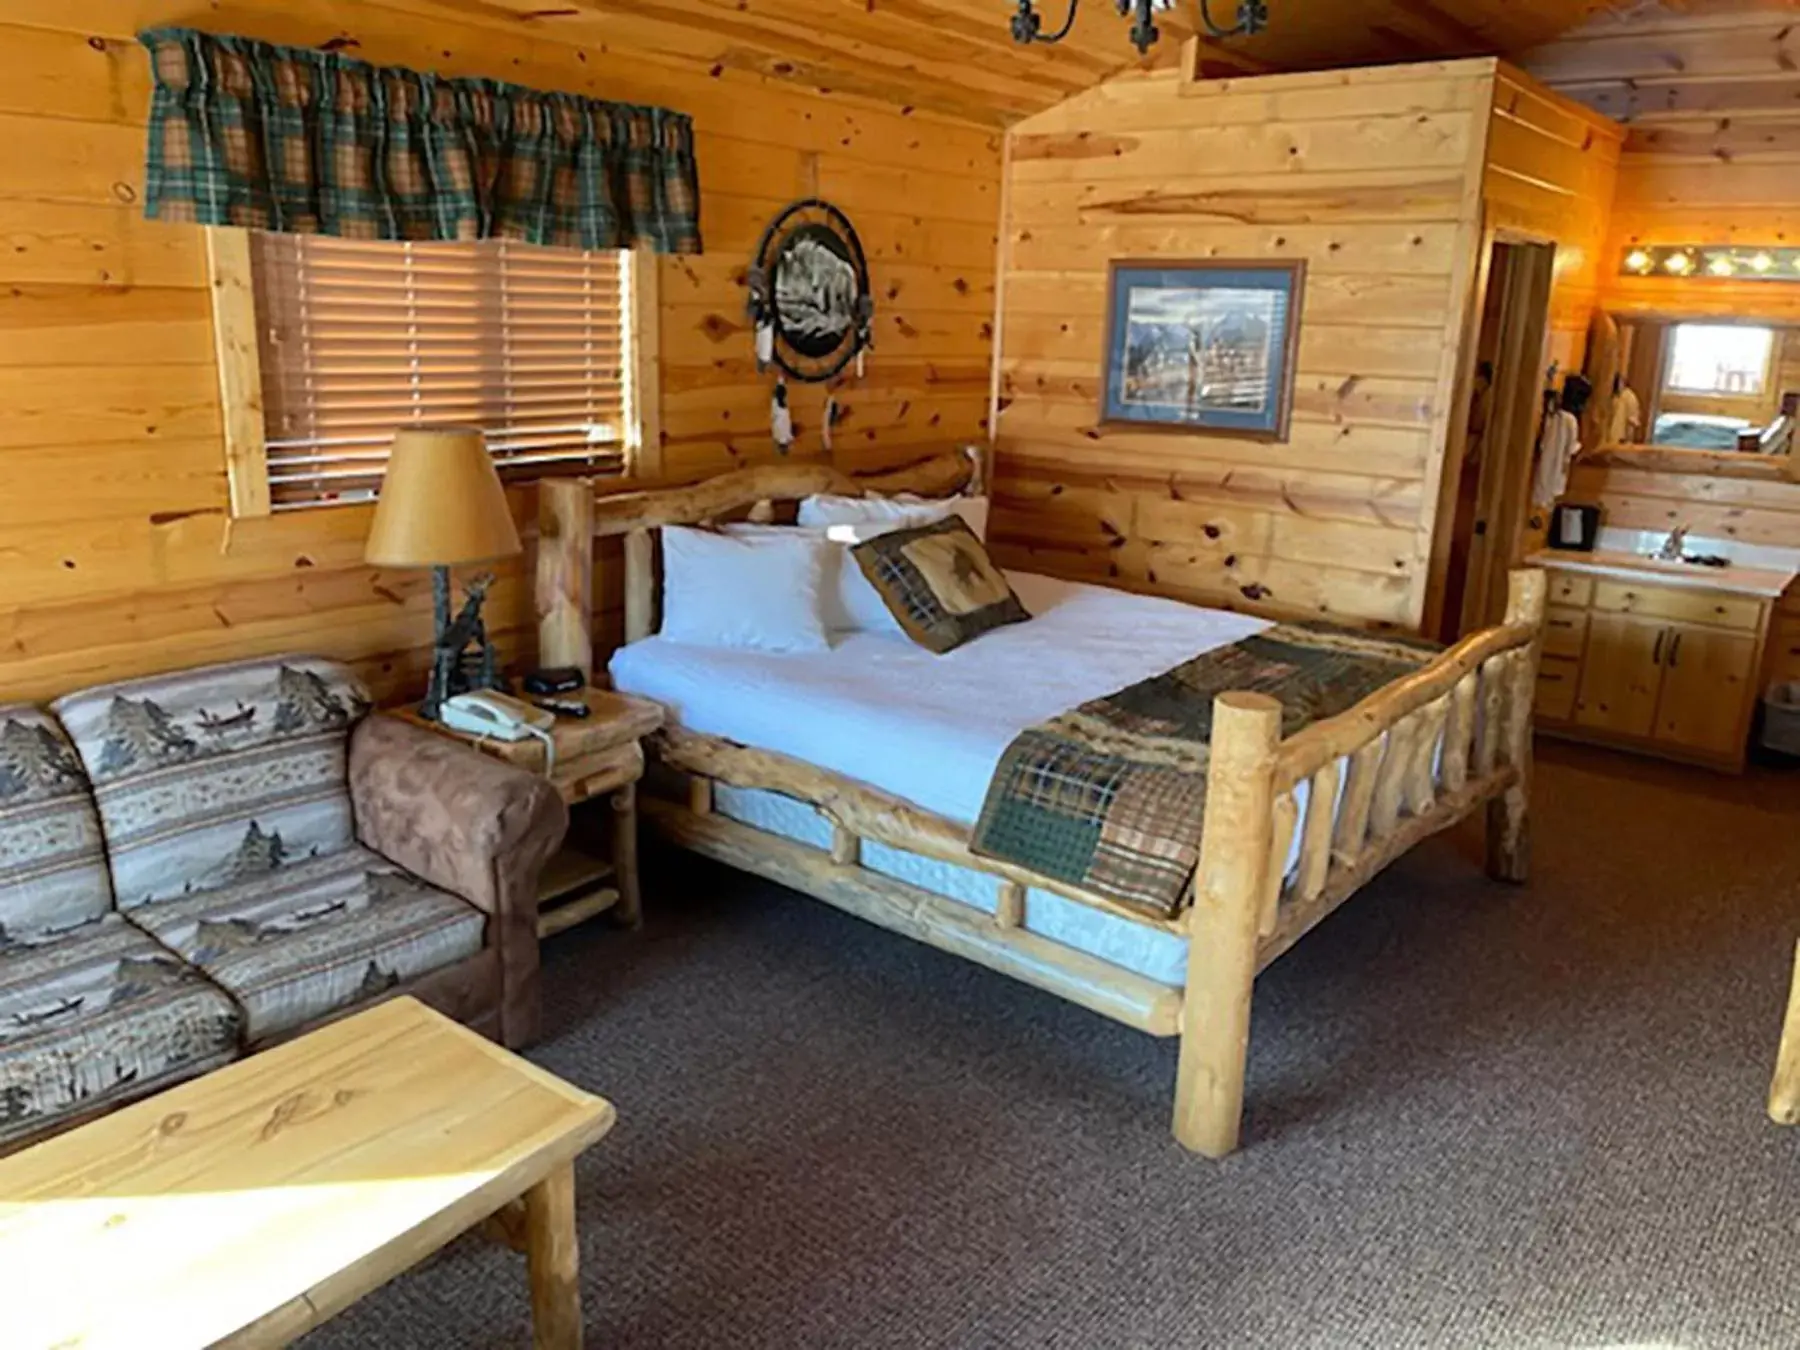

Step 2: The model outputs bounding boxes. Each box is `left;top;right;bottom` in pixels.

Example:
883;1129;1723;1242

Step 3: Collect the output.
1652;628;1665;665
1669;631;1682;668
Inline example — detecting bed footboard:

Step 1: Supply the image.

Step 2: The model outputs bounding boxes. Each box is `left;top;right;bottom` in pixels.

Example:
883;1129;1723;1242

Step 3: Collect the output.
1173;568;1547;1157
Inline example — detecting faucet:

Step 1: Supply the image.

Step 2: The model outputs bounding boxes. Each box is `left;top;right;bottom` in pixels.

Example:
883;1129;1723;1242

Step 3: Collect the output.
1656;524;1690;562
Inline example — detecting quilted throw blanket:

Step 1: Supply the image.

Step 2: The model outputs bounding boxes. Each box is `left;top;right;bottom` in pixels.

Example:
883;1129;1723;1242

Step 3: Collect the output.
969;624;1441;920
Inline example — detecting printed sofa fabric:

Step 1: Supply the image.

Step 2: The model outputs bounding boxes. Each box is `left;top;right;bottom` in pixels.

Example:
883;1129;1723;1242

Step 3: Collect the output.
127;846;485;1044
0;913;240;1144
0;705;114;943
53;656;371;909
851;516;1030;655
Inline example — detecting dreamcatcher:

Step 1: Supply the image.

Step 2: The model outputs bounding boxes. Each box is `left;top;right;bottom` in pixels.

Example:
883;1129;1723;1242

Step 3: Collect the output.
745;199;874;453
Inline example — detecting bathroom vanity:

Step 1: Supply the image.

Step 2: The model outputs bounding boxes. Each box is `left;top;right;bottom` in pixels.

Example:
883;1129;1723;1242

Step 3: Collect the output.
1527;538;1797;772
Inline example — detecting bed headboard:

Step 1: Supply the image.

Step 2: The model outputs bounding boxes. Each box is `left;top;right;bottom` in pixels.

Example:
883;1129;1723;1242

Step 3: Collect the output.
536;447;984;673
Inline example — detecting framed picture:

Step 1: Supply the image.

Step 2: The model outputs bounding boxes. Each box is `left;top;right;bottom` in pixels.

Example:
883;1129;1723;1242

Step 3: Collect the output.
1099;259;1305;441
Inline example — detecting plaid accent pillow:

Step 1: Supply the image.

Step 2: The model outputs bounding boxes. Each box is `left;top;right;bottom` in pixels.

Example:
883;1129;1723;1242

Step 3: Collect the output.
851;517;1029;654
138;27;702;253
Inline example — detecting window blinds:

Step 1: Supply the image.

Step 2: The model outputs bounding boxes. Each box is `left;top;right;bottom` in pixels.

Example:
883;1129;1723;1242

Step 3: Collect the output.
251;233;633;510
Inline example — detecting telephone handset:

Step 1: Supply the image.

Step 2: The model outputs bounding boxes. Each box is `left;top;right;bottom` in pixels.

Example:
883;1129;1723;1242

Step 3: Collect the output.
439;692;558;775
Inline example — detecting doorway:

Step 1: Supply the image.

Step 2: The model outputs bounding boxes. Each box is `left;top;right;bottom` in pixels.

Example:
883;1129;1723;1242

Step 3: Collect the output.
1437;238;1557;643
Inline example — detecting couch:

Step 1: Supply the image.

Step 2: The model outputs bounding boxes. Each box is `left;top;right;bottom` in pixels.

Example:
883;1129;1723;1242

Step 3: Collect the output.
0;654;568;1148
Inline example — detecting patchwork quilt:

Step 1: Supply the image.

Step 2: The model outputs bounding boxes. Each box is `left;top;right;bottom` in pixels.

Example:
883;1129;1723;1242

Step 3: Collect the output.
969;624;1440;919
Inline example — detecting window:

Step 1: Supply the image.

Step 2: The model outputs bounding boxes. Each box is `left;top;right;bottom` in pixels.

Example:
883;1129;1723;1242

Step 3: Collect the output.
1665;322;1775;397
239;232;638;511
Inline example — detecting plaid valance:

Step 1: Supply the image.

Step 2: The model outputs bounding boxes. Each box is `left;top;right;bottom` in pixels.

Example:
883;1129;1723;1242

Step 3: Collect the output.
138;28;702;254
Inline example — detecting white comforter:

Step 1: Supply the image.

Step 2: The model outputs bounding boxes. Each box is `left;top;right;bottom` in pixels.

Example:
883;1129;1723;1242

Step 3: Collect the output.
608;571;1273;827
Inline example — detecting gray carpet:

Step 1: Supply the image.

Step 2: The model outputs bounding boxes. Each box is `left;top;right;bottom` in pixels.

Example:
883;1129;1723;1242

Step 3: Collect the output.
304;743;1800;1349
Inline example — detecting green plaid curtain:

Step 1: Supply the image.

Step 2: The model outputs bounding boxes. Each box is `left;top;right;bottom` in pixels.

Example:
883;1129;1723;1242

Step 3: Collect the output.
138;27;702;253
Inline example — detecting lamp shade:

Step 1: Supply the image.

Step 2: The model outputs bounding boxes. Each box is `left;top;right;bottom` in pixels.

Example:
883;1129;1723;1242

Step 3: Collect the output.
364;426;522;567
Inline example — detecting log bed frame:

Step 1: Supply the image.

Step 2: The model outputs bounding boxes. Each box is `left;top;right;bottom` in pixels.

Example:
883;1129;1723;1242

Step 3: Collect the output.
537;450;1548;1157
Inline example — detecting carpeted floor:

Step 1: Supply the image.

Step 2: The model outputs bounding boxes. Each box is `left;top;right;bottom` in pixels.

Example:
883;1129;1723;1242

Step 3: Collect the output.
304;743;1800;1349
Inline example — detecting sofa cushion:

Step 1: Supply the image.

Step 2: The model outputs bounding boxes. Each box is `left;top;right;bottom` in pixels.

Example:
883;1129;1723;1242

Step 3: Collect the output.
125;846;485;1044
0;913;240;1145
53;656;371;909
0;706;114;942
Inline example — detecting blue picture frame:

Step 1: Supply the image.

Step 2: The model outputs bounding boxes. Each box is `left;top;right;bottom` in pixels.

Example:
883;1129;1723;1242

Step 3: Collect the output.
1100;259;1305;441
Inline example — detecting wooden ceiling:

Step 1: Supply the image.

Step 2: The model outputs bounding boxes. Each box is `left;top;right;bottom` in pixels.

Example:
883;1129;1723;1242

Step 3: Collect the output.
442;0;1641;126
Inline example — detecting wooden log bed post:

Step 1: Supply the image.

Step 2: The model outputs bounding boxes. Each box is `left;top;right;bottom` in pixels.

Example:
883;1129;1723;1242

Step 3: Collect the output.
1174;691;1283;1158
1485;568;1547;883
537;479;596;680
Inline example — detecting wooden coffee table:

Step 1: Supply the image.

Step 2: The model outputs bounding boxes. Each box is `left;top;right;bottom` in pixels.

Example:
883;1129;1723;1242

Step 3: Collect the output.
0;997;616;1349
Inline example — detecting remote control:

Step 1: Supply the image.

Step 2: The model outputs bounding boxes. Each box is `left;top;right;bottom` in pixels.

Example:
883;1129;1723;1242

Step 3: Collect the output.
533;696;591;719
524;666;585;696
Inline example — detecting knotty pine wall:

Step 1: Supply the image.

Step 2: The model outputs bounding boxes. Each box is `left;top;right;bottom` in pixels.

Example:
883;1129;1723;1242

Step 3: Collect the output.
1484;66;1622;379
0;3;998;705
990;59;1617;631
1526;8;1800;323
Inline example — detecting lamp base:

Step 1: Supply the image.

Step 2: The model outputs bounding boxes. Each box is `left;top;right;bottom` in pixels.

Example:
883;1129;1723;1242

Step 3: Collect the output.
421;565;506;720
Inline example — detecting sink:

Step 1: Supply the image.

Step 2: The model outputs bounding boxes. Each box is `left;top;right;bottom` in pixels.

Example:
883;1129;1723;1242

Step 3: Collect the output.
1640;552;1731;568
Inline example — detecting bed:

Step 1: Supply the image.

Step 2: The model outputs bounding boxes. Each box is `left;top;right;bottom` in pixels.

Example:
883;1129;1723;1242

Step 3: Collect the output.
1651;412;1753;450
537;450;1548;1157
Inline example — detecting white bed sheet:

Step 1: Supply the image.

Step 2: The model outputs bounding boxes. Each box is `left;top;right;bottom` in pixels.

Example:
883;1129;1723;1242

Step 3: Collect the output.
609;571;1273;827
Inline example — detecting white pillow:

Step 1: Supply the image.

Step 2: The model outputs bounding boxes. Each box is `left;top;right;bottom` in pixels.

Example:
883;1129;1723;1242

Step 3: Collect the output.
797;493;943;532
724;522;901;635
902;493;990;541
797;492;990;541
659;525;831;652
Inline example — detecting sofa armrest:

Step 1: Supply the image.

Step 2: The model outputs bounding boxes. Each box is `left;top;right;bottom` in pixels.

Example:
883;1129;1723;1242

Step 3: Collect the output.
348;713;569;1047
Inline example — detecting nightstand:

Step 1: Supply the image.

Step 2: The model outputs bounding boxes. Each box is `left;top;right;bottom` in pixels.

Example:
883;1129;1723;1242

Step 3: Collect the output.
397;688;665;936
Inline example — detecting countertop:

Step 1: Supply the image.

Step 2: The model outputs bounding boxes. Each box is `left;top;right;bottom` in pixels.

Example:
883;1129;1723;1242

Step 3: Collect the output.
1526;548;1798;599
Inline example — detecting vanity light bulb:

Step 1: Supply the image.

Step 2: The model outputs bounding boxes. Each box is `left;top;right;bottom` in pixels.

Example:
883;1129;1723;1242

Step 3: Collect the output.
1664;252;1693;275
1624;249;1653;274
1709;255;1736;276
1751;252;1775;273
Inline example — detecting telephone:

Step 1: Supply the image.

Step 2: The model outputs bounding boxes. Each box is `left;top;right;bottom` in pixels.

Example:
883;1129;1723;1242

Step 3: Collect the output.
439;691;558;775
439;691;553;740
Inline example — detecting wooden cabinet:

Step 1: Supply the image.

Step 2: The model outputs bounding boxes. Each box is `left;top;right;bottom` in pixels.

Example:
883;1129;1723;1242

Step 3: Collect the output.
1655;626;1760;759
1574;613;1665;740
1534;565;1775;772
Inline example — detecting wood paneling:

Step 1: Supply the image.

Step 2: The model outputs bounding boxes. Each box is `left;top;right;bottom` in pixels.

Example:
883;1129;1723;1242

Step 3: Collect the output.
0;0;1649;135
993;57;1620;630
1484;68;1623;375
1;0;1610;130
0;4;997;704
1524;8;1800;322
991;60;1505;628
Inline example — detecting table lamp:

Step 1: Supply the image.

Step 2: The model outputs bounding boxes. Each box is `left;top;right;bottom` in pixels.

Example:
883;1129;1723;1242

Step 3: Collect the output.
365;426;522;720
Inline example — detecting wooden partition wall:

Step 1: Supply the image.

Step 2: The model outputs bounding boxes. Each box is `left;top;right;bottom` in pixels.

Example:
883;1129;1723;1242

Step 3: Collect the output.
0;2;998;706
988;56;1620;633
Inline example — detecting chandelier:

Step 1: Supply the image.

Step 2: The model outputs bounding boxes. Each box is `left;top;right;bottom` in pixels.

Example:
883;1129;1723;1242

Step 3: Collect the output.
1010;0;1269;55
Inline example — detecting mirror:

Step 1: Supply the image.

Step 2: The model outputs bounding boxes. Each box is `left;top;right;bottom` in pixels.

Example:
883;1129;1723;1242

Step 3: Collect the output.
1593;312;1799;456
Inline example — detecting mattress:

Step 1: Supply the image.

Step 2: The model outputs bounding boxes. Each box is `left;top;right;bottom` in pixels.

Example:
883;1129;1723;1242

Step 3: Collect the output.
610;572;1336;990
711;782;1192;986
